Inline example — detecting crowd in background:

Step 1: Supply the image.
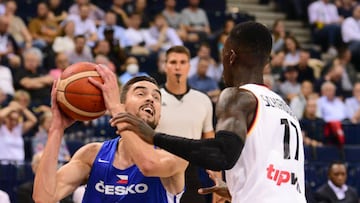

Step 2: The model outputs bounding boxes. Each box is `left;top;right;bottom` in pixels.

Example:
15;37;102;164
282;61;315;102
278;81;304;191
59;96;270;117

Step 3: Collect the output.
0;0;360;202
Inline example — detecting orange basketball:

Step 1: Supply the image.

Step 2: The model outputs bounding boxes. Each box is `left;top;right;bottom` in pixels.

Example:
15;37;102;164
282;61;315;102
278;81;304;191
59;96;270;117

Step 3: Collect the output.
56;62;106;121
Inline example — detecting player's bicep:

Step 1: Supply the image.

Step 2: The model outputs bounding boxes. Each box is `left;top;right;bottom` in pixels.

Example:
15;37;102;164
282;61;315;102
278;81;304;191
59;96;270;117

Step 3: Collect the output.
54;143;99;200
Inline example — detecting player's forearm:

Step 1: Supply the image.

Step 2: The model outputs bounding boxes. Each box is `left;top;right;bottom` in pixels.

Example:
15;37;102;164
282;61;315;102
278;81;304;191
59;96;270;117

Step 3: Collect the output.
33;128;63;203
153;131;243;171
121;130;169;176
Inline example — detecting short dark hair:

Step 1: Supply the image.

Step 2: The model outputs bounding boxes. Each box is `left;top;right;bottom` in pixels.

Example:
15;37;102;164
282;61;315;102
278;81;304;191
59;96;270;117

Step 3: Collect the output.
120;76;159;103
228;21;272;66
166;46;191;62
328;160;346;174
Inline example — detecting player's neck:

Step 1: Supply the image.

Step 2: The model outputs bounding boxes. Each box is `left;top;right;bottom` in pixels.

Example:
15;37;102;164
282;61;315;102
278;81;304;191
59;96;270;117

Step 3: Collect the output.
233;70;263;87
165;81;188;95
114;139;134;169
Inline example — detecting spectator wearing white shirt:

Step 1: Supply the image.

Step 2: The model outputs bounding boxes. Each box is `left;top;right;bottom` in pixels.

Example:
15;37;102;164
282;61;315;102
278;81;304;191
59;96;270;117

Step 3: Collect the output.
143;13;183;53
68;0;105;26
341;4;360;69
283;35;301;67
124;12;149;55
308;0;343;55
52;20;75;53
317;81;347;122
0;190;10;203
97;11;131;48
66;4;98;47
188;43;218;81
345;82;360;124
180;0;211;42
0;65;14;98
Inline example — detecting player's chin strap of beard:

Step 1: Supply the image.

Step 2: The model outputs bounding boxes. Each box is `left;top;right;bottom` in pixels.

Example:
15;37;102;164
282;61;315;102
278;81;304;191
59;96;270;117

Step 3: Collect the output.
175;74;181;84
153;131;243;171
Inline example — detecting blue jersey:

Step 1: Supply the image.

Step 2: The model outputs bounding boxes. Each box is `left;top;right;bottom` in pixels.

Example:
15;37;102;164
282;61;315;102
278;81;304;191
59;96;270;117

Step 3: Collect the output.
82;137;182;203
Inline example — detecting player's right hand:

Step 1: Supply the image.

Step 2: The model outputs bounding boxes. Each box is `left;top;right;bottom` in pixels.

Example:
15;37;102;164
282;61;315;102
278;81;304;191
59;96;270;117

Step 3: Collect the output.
198;170;231;203
50;79;75;130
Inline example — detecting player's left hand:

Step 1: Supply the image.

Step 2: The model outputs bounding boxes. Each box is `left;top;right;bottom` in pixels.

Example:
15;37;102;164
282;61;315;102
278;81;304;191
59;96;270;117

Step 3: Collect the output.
110;112;155;144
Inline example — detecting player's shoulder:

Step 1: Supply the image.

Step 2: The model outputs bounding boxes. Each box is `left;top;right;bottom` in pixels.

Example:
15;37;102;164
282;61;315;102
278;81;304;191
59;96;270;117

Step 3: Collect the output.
71;142;103;166
217;87;257;111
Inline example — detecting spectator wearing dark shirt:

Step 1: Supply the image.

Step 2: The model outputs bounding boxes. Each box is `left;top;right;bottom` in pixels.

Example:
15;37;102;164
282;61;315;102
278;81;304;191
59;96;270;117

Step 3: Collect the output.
14;48;53;107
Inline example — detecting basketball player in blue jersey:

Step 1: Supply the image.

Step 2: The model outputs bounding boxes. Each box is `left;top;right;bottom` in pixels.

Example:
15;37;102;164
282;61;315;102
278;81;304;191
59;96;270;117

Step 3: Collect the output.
33;73;188;203
110;22;307;202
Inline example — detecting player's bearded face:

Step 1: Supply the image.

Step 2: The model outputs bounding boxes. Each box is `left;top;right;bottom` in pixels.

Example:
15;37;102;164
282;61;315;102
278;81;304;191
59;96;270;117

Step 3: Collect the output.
125;82;161;129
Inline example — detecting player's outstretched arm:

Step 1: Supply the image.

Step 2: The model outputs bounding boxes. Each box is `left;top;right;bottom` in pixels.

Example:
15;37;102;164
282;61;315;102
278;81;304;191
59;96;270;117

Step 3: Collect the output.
33;81;97;203
111;88;257;171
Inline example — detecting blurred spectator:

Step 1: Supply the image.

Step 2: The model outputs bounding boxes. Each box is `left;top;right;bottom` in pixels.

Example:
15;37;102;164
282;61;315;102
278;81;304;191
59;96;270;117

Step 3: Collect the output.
290;80;315;119
188;43;217;80
66;35;93;64
341;4;360;70
315;64;345;97
300;96;325;147
295;49;315;83
318;81;347;122
49;52;69;79
150;51;167;86
32;110;71;163
68;0;105;26
271;19;286;53
17;151;73;203
4;0;33;49
283;35;301;67
180;0;211;42
52;21;75;53
97;11;131;49
279;66;301;102
131;0;150;28
345;82;360;124
92;39;120;67
308;0;343;55
0;190;10;203
144;13;183;53
47;0;68;23
125;12;149;55
0;88;8;107
0;65;14;100
66;4;98;47
14;48;53;107
315;161;358;203
318;81;346;146
162;0;187;41
110;0;130;27
188;57;220;103
94;54;116;73
270;50;285;81
28;2;60;50
0;15;21;66
119;56;148;85
332;47;356;97
0;100;37;162
335;0;356;18
12;90;31;109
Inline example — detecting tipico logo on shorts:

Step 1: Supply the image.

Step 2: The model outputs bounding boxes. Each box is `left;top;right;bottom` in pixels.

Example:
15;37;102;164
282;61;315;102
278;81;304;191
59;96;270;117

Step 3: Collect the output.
266;164;301;193
117;175;128;184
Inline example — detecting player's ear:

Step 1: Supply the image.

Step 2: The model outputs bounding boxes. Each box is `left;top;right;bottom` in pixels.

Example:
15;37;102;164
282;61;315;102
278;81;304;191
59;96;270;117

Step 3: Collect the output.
229;49;237;65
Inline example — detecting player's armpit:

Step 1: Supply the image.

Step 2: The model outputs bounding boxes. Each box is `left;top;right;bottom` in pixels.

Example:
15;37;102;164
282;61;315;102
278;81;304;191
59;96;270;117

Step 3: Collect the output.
154;130;243;171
